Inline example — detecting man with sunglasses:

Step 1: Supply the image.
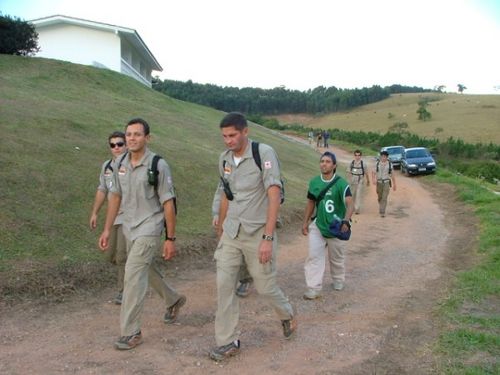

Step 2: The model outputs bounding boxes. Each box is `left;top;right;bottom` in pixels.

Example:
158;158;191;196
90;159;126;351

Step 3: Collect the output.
98;118;186;350
209;112;296;362
90;131;128;305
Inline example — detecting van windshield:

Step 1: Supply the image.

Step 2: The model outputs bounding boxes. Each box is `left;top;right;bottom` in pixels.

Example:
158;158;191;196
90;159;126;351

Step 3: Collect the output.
386;147;404;155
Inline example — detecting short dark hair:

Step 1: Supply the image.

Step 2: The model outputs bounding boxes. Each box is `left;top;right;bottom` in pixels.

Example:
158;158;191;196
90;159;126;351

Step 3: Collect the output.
220;112;247;130
321;151;337;164
380;150;389;156
108;131;125;142
354;149;362;155
126;118;150;135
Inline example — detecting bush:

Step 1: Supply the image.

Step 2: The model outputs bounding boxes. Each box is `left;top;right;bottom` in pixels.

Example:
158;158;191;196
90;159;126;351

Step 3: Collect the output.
0;14;40;56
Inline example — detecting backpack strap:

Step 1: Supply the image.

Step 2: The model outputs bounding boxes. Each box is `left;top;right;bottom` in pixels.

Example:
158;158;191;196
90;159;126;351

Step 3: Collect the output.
150;154;162;189
104;159;113;173
315;176;340;207
360;160;364;175
116;151;129;170
251;141;262;171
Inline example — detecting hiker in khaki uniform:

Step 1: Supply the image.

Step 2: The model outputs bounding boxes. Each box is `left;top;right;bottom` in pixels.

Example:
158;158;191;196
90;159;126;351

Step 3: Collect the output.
99;118;186;350
212;185;253;297
90;131;128;304
346;149;370;215
209;112;296;361
372;150;396;217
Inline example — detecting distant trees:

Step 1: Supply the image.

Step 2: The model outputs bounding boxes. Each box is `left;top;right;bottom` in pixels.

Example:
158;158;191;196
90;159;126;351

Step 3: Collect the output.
434;85;446;93
0;14;39;56
457;84;467;94
417;99;432;121
153;79;431;115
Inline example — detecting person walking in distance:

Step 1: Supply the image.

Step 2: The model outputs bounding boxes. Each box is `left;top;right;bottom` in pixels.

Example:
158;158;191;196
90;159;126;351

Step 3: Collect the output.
211;185;253;297
99;118;186;350
302;152;354;299
372;150;396;217
89;131;128;304
209;112;296;361
347;149;370;215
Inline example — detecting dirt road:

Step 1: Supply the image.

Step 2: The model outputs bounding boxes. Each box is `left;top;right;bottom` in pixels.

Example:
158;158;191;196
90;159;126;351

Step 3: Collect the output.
0;145;474;374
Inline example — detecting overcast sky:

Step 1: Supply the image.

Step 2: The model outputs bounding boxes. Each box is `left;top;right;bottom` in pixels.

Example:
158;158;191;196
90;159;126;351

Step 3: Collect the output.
2;0;500;94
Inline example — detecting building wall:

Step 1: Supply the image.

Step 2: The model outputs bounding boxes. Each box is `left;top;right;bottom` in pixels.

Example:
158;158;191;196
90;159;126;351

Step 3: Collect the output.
36;24;121;72
120;38;153;83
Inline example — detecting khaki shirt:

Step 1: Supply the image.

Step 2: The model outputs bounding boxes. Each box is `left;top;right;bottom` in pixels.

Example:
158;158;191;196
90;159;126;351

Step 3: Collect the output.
376;161;392;182
347;159;365;185
219;141;282;239
110;148;175;241
97;159;124;225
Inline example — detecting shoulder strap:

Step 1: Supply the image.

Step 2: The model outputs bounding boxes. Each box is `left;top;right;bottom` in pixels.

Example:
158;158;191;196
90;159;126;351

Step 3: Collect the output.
151;154;162;188
360;160;364;175
251;141;262;171
105;159;113;172
388;161;392;174
116;151;129;170
350;160;354;171
316;176;340;206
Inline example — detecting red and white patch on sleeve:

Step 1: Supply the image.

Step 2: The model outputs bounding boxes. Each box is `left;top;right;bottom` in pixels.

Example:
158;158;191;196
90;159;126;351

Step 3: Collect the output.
264;161;272;169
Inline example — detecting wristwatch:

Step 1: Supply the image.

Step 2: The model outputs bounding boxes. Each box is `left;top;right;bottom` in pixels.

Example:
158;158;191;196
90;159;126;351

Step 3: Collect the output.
166;236;176;242
262;234;274;241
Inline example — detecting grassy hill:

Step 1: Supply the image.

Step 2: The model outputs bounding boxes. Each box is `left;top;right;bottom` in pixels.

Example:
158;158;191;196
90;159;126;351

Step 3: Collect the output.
275;92;500;144
0;55;322;297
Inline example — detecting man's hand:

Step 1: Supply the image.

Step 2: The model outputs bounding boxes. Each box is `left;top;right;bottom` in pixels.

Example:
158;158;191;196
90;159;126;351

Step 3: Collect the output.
258;240;273;264
301;224;309;236
163;240;176;260
89;213;98;230
98;229;110;251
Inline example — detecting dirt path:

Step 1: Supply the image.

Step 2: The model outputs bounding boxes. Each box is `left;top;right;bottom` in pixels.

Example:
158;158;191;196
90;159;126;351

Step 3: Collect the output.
0;144;474;375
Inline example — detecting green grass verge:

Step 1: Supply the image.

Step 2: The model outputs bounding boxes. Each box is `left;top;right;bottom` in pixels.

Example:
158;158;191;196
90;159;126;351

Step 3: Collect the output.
434;171;500;374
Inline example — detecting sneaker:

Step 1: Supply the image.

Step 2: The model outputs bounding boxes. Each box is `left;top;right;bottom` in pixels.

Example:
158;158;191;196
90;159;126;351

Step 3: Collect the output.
209;340;240;361
114;331;143;350
332;281;344;291
303;288;321;300
113;291;123;305
236;280;252;298
282;317;297;339
164;295;186;324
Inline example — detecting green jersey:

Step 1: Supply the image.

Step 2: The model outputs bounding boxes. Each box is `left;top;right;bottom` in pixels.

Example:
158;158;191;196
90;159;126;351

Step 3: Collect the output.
307;174;351;238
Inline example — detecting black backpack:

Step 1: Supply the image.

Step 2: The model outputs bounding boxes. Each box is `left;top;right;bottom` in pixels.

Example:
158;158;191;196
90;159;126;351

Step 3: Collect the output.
117;152;177;214
376;160;392;174
350;160;364;175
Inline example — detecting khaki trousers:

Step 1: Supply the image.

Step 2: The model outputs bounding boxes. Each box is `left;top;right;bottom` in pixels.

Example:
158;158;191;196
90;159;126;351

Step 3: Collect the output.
376;181;391;214
120;236;181;336
105;224;127;291
304;222;346;290
214;226;293;346
350;176;365;213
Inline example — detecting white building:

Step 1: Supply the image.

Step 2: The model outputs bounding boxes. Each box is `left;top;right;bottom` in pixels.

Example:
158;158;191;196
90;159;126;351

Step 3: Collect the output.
31;15;162;87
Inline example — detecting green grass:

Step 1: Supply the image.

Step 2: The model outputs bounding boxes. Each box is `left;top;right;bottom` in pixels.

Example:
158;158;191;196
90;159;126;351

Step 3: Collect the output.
0;55;321;272
275;93;500;144
433;172;500;374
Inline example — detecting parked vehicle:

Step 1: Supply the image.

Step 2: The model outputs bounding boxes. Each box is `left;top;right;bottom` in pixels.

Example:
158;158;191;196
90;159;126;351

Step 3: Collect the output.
379;146;405;169
401;147;437;176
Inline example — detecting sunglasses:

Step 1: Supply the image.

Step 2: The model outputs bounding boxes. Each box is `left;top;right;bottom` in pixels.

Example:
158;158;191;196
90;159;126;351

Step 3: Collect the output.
109;142;125;148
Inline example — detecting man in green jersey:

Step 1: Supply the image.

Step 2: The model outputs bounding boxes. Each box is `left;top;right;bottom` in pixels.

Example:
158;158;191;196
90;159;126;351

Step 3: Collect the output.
301;151;354;300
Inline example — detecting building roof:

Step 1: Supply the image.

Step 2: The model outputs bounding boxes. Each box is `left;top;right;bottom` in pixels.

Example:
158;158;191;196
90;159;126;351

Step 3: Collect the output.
31;15;163;71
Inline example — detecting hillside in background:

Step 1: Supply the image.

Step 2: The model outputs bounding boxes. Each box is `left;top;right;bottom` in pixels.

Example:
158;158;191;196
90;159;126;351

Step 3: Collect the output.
274;93;500;145
0;55;321;293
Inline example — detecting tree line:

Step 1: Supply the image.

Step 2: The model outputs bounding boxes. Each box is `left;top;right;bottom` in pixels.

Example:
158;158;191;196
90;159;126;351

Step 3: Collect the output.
152;78;430;115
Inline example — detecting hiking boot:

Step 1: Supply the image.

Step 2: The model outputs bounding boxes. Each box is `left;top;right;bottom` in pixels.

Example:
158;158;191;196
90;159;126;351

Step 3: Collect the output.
164;295;186;324
303;288;321;300
209;340;240;361
114;331;143;350
332;281;344;291
282;317;297;339
236;280;252;298
113;291;123;305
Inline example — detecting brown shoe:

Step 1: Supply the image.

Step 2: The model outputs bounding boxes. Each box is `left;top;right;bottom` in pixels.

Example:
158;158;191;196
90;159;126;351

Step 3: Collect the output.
114;331;143;350
282;317;297;339
164;295;186;324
